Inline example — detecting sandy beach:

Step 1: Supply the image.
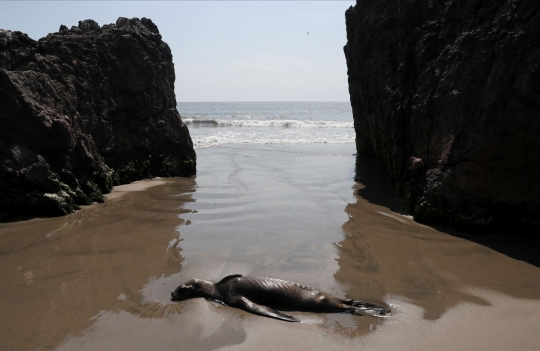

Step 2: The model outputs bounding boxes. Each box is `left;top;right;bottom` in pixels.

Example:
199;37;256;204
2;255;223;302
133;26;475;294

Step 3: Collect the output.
1;144;539;350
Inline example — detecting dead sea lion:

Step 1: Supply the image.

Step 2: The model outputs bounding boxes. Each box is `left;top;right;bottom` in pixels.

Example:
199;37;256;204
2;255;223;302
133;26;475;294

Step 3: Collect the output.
171;274;390;322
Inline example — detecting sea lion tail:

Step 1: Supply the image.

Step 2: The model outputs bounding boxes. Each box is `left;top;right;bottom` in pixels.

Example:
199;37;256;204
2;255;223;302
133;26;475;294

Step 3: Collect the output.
348;300;390;317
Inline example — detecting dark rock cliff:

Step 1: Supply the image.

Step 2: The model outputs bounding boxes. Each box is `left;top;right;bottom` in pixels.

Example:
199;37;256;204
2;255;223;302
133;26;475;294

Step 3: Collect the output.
0;18;196;221
344;1;539;233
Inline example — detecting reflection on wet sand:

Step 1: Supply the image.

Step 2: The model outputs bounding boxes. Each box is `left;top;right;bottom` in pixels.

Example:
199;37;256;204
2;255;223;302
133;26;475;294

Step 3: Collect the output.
0;145;539;351
334;156;540;348
0;180;195;350
339;157;540;313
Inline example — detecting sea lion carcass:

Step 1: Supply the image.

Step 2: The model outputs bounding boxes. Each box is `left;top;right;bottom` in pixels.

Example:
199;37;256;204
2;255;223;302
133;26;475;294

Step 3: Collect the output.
171;274;390;322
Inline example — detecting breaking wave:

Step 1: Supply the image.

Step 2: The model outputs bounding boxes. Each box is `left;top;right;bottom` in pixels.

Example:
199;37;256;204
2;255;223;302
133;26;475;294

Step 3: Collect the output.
191;129;355;148
184;118;353;129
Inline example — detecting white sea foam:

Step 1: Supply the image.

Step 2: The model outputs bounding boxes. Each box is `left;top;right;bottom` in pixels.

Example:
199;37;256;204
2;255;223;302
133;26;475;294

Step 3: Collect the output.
191;130;355;148
184;118;353;129
179;102;355;149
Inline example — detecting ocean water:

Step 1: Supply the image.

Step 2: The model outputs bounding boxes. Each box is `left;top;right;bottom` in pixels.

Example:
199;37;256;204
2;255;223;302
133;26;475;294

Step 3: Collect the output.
177;101;355;148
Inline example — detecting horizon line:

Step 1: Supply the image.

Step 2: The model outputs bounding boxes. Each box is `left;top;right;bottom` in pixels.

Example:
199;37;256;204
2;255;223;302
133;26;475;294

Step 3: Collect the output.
176;100;351;103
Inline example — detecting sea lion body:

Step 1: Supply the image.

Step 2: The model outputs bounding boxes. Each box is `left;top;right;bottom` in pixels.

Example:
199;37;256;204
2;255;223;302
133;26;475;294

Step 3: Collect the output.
219;276;346;311
171;274;389;322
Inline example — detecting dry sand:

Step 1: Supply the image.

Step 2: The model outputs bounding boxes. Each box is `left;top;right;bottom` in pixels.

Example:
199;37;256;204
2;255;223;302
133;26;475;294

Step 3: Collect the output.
0;144;539;350
103;178;170;200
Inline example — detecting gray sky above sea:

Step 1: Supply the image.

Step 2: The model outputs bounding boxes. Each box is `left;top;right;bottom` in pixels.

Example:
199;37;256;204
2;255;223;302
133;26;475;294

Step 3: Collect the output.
0;1;356;102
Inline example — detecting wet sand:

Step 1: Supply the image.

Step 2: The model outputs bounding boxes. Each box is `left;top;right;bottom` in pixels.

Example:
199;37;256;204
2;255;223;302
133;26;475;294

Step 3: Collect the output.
0;144;539;350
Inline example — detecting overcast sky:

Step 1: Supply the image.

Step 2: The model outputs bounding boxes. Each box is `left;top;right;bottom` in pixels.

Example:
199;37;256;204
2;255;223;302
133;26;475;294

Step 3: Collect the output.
0;1;356;102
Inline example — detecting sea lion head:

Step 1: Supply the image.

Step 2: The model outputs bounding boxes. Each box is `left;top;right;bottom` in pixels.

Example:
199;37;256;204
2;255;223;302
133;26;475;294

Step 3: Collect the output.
171;279;202;301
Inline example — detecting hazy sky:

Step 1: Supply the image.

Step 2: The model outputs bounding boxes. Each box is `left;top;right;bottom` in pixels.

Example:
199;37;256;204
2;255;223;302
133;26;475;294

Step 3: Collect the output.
0;1;356;102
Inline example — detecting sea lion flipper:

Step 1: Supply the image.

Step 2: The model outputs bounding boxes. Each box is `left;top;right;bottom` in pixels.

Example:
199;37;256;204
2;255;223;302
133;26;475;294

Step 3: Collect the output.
233;297;300;323
216;274;243;285
350;300;391;316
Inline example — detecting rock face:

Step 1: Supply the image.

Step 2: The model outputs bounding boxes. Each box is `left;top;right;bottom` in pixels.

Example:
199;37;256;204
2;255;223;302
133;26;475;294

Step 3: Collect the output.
0;18;196;221
344;1;539;233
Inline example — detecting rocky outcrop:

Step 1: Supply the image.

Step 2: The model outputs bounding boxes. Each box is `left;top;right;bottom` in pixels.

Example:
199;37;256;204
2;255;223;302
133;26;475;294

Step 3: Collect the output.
0;18;196;221
344;1;539;233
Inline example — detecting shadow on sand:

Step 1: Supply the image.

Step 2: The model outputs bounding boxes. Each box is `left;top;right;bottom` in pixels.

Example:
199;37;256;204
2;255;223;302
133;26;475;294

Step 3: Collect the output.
353;156;540;268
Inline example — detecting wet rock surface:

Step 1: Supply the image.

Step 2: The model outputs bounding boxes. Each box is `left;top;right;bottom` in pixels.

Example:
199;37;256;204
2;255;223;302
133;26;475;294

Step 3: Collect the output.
344;1;539;233
0;18;196;221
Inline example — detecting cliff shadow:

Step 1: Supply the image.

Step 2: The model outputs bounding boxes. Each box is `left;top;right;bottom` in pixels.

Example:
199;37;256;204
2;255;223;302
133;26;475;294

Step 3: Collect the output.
353;156;409;216
353;155;540;268
429;225;540;268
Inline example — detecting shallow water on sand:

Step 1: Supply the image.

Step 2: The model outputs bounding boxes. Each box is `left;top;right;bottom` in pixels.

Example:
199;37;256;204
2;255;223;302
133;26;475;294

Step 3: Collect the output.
1;144;540;350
